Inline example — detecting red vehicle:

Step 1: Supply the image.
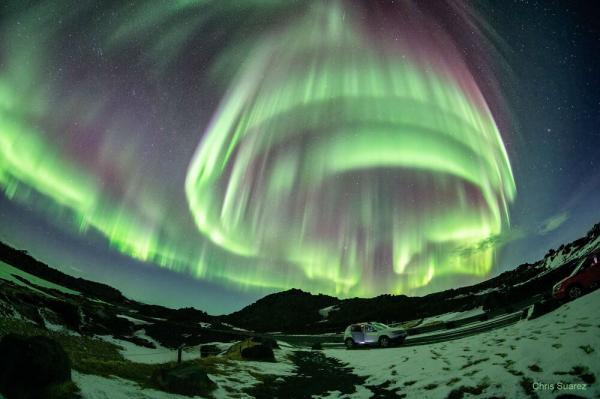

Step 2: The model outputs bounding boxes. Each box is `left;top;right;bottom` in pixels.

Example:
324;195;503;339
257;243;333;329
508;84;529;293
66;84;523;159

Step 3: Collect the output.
552;252;600;300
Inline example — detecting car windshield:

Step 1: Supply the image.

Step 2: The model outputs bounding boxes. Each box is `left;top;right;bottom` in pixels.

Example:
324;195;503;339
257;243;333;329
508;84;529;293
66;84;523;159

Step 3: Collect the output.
372;322;389;330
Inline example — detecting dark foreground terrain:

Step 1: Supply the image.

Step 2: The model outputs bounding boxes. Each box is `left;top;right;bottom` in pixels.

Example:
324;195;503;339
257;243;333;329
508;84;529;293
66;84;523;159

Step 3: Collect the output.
0;222;598;398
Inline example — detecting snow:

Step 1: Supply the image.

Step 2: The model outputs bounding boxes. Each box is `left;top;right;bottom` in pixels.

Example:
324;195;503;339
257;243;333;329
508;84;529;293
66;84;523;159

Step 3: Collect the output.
513;236;600;289
79;333;296;399
0;301;22;320
202;342;232;353
210;346;296;399
0;261;80;296
314;385;372;399
40;312;80;336
96;333;227;364
221;322;249;331
447;287;499;300
89;298;112;305
73;343;296;399
526;304;535;319
117;314;151;326
95;332;185;364
319;305;339;318
277;340;297;349
419;306;485;326
542;235;600;270
73;372;201;399
408;311;521;339
324;289;600;398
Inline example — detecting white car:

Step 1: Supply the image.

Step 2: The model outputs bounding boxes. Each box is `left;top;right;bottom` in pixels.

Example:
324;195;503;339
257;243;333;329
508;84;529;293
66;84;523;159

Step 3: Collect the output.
343;322;407;349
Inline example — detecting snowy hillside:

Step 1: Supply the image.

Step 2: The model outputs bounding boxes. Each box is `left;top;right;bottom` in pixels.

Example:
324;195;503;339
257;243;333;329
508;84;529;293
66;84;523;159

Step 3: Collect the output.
541;224;600;270
0;261;79;296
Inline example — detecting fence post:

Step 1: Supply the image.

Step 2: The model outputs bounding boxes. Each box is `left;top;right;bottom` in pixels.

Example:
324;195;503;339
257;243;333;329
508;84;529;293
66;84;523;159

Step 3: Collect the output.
177;344;184;364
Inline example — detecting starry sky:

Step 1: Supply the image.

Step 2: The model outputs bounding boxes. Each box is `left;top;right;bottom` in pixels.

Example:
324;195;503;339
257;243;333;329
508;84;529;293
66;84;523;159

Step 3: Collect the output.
0;1;598;314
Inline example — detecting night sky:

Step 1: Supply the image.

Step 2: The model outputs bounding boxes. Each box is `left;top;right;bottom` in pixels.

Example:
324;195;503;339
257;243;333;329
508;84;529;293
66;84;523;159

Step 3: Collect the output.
0;1;598;314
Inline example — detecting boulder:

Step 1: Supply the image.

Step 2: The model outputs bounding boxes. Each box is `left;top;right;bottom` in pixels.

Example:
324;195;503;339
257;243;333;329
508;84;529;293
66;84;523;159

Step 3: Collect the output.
311;342;323;350
80;306;134;336
151;364;216;396
45;300;81;332
225;338;275;361
241;344;275;361
250;336;280;349
0;334;71;399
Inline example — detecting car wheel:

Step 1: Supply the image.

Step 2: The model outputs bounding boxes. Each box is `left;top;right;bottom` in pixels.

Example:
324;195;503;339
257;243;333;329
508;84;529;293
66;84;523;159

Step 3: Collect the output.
379;336;390;348
568;285;582;299
345;338;355;350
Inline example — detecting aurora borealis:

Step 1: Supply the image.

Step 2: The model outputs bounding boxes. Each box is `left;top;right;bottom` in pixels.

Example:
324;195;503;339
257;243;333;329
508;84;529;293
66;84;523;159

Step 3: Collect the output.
1;1;599;313
185;1;516;296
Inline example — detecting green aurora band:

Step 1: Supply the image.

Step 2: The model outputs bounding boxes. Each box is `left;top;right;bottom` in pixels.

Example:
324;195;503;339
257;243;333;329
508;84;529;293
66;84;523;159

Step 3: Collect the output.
0;1;203;273
185;2;516;295
0;1;516;297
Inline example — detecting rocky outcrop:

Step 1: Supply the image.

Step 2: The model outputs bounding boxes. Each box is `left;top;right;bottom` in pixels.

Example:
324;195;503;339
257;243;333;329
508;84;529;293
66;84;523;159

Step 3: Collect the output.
0;334;72;399
80;306;134;336
251;336;280;349
224;288;339;333
241;344;275;361
225;338;275;362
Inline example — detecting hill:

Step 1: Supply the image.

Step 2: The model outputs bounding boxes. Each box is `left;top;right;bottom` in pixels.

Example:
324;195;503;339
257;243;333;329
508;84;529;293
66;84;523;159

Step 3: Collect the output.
1;222;598;335
224;222;600;332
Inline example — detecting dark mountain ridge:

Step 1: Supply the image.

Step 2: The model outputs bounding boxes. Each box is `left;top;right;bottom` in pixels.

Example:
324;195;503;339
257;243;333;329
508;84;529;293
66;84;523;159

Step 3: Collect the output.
1;222;598;336
0;241;125;303
224;222;599;332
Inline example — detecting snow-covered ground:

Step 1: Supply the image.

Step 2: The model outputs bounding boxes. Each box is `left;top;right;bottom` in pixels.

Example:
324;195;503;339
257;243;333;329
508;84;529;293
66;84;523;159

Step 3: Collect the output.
324;289;600;398
319;305;340;319
447;287;499;300
74;372;197;399
210;347;297;399
93;331;233;365
73;344;297;399
117;314;151;326
81;290;599;399
0;261;80;296
221;322;249;332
